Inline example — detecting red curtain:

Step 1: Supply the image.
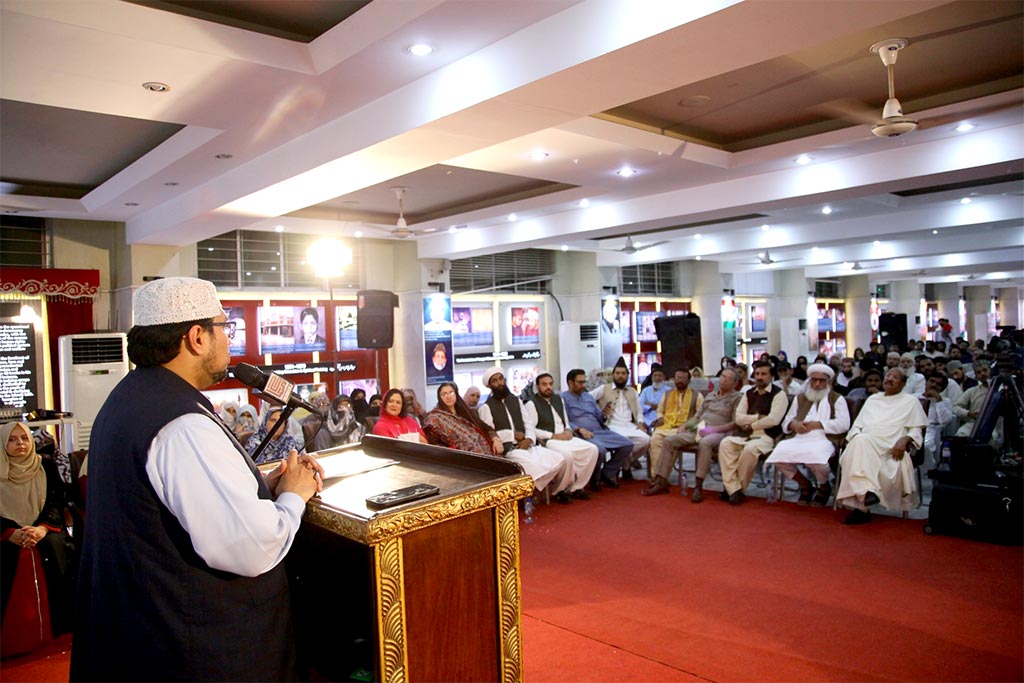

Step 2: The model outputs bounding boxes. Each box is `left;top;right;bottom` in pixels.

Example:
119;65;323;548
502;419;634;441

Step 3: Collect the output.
1;267;99;408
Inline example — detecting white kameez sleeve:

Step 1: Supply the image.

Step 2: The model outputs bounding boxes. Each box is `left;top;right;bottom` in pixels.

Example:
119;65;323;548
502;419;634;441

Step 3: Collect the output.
146;414;306;578
823;396;851;435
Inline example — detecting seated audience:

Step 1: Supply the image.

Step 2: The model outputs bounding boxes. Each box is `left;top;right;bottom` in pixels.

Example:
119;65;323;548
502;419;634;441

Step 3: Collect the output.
953;360;991;436
885;351;901;370
372;389;428;443
300;392;330;444
463;386;482;412
366;394;383;418
647;369;703;477
643;367;741;500
423;382;503;456
921;372;954;465
899;353;926;396
591;357;650;476
836;368;928;524
688;366;710;393
350;388;370;422
835;357;857;392
218;401;239;430
846;369;883;401
233;403;258;439
401;388;428;424
245;406;305;464
766;364;850;506
525;374;600;503
562;368;634;490
792;356;809;382
735;363;753;393
313;395;365;451
1;422;76;646
717;360;789;505
477;368;567;493
638;364;671;429
773;361;801;396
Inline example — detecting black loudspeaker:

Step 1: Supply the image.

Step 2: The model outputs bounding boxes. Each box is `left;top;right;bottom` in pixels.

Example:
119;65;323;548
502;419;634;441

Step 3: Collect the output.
879;312;908;352
356;290;398;349
654;313;703;374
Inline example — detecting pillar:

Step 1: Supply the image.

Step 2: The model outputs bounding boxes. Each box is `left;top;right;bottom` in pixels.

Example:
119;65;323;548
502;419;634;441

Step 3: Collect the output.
843;274;871;355
889;280;922;342
963;284;993;343
771;269;812;358
677;260;723;372
997;286;1022;330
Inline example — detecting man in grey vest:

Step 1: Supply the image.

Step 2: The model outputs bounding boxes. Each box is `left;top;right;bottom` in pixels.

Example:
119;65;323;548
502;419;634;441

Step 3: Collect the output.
765;363;850;506
71;277;322;681
525;373;600;502
718;360;789;504
591;357;650;477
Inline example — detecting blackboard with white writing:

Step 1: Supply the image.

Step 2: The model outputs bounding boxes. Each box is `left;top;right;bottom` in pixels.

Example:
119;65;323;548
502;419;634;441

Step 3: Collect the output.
0;321;39;416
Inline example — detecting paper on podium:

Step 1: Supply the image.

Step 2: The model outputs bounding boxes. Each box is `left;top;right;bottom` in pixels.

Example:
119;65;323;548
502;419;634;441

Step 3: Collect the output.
318;452;398;480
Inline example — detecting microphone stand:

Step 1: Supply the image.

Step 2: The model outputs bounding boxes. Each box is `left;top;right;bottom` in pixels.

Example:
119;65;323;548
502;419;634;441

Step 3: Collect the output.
249;391;299;465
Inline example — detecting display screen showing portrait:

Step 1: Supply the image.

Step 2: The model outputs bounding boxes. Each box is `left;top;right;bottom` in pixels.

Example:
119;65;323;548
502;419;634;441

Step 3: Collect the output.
634;311;662;342
224;306;247;356
749;304;766;333
425;340;453;385
340;378;378;397
258;305;327;354
423;296;452;340
335;305;358;351
509;306;540;346
452;306;494;347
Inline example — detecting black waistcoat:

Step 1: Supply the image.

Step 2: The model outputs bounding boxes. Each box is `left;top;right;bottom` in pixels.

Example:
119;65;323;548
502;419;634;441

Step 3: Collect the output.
744;384;784;439
530;394;567;435
70;366;294;682
485;394;525;439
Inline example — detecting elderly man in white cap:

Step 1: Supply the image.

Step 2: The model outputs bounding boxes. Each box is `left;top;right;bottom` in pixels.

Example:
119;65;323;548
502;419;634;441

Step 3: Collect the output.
477;366;568;497
898;352;926;396
766;363;850;506
72;277;322;682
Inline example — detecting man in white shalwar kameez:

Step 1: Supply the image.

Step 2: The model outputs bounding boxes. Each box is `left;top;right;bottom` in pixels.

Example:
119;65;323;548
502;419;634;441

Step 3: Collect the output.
766;364;850;507
836;368;928;524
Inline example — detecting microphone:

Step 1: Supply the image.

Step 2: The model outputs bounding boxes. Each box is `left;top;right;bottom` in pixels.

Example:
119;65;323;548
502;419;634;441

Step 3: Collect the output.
231;363;325;417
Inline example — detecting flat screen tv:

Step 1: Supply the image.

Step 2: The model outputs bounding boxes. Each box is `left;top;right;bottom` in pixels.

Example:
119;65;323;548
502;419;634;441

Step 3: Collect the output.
634;311;662;342
258;305;327;354
509;306;540;346
452;306;494;347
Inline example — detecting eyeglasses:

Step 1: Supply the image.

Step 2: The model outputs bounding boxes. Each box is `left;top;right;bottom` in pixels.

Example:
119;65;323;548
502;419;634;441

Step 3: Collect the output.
209;321;237;339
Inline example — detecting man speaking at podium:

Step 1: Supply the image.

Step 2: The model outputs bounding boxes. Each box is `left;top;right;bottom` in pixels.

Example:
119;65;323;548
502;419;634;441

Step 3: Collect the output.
71;277;322;681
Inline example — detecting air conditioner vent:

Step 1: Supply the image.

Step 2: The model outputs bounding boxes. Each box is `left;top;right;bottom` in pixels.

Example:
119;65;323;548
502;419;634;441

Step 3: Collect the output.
579;324;600;341
71;337;126;365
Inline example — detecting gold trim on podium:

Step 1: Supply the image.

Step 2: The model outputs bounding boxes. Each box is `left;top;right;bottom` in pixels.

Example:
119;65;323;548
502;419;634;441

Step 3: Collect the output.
308;477;534;545
495;501;524;682
375;537;408;683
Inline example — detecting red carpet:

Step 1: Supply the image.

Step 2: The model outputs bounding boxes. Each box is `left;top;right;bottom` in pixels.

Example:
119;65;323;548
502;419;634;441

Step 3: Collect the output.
520;483;1023;682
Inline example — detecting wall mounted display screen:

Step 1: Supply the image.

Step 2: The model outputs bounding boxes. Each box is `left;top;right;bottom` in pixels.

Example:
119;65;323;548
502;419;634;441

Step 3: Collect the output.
509;306;540;346
0;319;41;416
335;305;358;351
452;307;495;347
749;304;766;333
634;311;662;342
258;305;327;354
619;310;632;343
224;306;247;356
340;378;378;398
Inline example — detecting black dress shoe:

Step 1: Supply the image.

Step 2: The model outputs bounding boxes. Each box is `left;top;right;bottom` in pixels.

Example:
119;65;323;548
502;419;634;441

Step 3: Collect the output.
863;491;880;507
588;481;602;493
842;509;872;525
719;490;731;502
621;469;634;481
811;484;832;507
728;491;746;505
569;489;591;501
600;475;620;489
797;488;813;506
553;491;573;505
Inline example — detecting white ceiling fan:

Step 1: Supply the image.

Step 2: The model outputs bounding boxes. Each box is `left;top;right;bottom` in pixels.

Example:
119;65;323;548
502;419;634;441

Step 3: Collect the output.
849;261;884;271
619;235;667;254
390;186;414;238
743;250;800;266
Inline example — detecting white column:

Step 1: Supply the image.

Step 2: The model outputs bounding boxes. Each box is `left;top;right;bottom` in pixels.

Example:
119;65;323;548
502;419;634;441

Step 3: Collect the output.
997;286;1022;329
964;284;993;343
889;280;922;342
772;269;811;357
843;274;871;356
679;260;723;372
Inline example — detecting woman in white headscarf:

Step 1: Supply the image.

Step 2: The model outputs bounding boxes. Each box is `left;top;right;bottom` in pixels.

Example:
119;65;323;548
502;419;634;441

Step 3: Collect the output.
218;401;239;429
1;422;75;646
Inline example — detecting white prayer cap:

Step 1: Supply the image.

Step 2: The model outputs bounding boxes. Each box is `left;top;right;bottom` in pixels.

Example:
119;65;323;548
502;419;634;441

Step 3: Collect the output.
133;277;224;326
806;363;834;379
482;366;504;387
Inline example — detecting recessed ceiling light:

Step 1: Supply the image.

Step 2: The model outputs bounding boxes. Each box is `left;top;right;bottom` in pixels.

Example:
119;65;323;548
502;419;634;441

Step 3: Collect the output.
274;225;284;233
873;240;880;245
529;150;549;161
960;197;972;204
616;167;638;177
215;153;233;160
757;252;765;258
795;154;813;165
932;229;939;234
695;255;702;261
354;230;363;238
407;44;433;56
693;233;702;240
560;244;568;252
423;227;436;233
448;226;459;233
956;123;975;133
679;95;711;108
578;198;590;208
761;224;771;231
811;246;819;252
507;213;517;222
821;205;832;215
841;262;850;267
142;81;169;92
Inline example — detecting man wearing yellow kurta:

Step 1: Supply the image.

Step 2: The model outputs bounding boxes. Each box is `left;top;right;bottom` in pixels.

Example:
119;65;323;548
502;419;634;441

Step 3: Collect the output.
648;369;703;474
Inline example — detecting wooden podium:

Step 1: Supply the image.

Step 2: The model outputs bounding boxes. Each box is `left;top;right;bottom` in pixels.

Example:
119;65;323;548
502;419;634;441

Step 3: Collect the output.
288;434;533;683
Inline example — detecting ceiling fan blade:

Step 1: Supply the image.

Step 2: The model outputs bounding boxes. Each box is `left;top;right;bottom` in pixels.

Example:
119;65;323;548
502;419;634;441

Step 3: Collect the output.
635;240;668;251
813;97;880;126
916;101;1020;131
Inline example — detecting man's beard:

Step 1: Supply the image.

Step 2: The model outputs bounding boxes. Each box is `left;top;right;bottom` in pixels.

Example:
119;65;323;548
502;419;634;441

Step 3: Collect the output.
491;385;509;399
842;370;853;378
202;350;228;387
614;380;627;389
651;381;663;390
804;386;828;402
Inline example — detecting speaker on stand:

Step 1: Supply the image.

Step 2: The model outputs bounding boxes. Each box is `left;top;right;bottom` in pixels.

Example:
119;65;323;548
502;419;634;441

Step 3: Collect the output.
879;312;908;353
654;313;703;374
357;290;398;393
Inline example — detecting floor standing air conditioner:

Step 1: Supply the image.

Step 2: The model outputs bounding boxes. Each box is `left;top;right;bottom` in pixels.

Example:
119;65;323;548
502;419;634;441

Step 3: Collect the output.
558;322;602;386
58;333;129;451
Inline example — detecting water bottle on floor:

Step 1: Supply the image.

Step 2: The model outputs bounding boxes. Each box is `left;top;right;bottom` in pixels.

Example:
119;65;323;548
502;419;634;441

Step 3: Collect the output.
524;497;535;524
765;468;776;504
679;471;688;496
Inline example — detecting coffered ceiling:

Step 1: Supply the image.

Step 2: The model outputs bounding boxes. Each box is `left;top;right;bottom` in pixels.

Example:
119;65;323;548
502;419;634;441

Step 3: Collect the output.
1;0;1021;286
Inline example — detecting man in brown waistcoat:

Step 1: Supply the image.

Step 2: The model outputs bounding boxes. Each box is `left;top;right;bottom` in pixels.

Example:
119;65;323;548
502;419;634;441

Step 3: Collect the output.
717;360;789;504
765;363;850;506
